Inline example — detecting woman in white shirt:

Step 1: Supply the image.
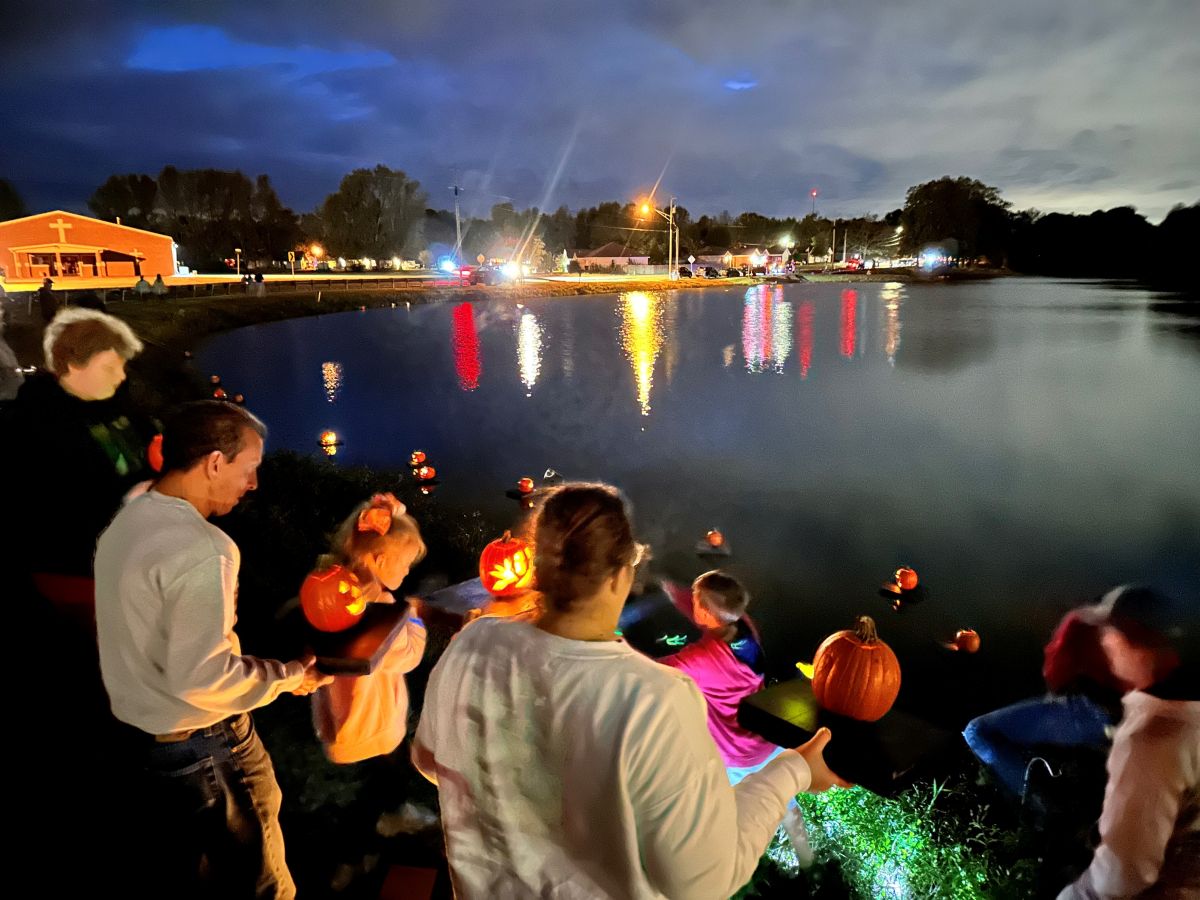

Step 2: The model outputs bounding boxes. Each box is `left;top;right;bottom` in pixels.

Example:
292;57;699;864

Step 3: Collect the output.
414;482;846;899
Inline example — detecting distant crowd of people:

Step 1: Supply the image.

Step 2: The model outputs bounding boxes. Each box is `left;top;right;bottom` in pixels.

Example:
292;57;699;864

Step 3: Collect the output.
4;304;1196;898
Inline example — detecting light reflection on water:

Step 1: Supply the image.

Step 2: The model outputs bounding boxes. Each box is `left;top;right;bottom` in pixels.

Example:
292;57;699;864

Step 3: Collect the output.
321;361;343;403
201;280;1200;724
619;291;665;415
516;310;543;396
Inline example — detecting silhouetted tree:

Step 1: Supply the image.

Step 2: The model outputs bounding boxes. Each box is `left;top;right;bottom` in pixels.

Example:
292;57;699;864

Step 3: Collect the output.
312;165;427;258
0;179;29;220
902;176;1011;262
88;174;158;229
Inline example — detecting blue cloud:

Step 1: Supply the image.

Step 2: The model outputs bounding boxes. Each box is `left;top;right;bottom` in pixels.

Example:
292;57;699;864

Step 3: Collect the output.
126;25;395;77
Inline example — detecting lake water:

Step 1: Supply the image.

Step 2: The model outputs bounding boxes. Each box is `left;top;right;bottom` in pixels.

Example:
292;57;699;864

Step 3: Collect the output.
200;278;1200;725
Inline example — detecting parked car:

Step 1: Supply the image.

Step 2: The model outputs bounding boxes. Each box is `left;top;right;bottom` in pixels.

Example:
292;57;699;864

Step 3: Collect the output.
724;268;743;277
703;267;720;278
677;266;693;278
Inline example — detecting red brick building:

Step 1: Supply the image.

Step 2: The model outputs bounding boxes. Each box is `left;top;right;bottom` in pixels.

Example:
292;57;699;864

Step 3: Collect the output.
0;210;178;282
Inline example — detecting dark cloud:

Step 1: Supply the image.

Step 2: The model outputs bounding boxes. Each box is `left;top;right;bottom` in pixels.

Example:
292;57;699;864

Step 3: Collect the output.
3;0;1197;220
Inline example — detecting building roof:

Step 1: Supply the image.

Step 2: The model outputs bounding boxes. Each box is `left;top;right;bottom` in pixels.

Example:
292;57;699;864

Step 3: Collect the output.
0;209;174;242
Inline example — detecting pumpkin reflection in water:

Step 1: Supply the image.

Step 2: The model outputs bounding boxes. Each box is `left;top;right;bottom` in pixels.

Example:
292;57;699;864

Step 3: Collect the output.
479;530;535;597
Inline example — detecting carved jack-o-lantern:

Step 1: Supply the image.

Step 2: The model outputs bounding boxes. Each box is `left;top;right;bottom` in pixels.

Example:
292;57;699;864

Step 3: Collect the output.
300;565;369;632
479;530;535;596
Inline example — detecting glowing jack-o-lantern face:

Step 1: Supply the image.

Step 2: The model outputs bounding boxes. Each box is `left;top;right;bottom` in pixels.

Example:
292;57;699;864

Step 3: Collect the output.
300;565;369;632
479;531;535;596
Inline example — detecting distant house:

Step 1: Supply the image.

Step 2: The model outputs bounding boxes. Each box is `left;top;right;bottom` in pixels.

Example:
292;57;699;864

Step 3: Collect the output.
569;242;650;270
694;245;787;271
0;210;179;282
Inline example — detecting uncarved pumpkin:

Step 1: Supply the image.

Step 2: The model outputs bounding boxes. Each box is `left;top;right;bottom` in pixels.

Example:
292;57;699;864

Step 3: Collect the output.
812;615;901;722
479;530;535;596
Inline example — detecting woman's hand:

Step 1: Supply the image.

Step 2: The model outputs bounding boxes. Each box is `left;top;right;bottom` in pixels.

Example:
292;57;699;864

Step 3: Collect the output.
795;727;853;793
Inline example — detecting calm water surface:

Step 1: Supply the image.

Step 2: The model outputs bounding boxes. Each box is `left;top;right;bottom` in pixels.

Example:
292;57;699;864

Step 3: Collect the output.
200;278;1200;723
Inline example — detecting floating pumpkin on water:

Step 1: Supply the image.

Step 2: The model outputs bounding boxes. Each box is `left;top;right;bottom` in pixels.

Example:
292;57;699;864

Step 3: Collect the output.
416;465;437;481
706;529;725;548
300;565;369;632
895;567;919;591
147;433;164;472
812;615;901;722
950;629;981;653
212;387;228;400
410;450;427;466
479;530;535;596
517;477;535;494
319;430;339;446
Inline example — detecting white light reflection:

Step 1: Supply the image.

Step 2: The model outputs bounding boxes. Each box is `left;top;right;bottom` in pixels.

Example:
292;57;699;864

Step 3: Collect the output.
516;311;543;396
881;282;904;364
742;285;791;373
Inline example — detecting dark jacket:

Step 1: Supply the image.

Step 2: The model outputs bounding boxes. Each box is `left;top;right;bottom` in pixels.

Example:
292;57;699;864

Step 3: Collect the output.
0;372;158;577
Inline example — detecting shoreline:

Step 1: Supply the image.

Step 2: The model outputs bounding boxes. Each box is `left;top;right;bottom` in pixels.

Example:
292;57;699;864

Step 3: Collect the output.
3;267;1011;375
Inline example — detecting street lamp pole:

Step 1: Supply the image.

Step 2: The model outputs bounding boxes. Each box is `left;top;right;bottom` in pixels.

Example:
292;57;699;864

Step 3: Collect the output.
669;196;677;279
235;248;242;277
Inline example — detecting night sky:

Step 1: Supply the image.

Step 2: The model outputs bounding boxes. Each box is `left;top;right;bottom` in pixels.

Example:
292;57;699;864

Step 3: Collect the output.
3;0;1198;221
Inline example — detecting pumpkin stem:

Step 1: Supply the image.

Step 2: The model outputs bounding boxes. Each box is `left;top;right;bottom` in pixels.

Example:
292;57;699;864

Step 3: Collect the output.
502;530;512;541
854;615;879;644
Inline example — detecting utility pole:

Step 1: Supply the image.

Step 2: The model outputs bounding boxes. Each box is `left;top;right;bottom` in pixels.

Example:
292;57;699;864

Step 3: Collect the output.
669;197;677;278
451;184;463;263
842;228;848;263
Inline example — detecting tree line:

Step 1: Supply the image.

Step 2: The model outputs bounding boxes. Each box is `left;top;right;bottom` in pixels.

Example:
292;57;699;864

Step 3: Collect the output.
0;172;1195;279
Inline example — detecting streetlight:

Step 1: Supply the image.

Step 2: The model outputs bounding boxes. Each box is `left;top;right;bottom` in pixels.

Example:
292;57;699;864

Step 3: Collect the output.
810;189;818;216
639;197;678;279
234;248;242;277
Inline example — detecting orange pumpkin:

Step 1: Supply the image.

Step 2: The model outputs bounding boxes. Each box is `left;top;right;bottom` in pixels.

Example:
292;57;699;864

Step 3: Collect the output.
812;615;901;722
300;565;369;632
517;477;535;494
479;530;535;596
954;629;981;653
416;465;437;481
895;567;918;591
410;450;427;466
706;529;725;548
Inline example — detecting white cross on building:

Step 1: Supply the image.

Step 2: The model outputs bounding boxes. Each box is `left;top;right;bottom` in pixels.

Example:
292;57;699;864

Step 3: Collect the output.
49;217;73;243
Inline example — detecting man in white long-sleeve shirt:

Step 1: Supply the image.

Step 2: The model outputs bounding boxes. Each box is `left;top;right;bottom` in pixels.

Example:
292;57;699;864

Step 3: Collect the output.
95;400;329;898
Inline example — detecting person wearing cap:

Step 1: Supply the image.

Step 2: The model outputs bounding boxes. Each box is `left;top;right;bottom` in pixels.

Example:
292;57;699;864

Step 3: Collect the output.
963;608;1128;801
1058;585;1199;899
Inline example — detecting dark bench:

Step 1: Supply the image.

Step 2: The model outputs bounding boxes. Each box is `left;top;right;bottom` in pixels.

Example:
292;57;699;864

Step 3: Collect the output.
739;678;960;796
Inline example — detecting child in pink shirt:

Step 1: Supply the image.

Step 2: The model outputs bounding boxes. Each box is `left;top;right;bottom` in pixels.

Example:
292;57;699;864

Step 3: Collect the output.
659;572;782;777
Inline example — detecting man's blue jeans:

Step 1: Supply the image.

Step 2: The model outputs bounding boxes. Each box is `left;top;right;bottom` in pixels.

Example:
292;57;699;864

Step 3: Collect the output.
962;693;1113;798
142;713;295;899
